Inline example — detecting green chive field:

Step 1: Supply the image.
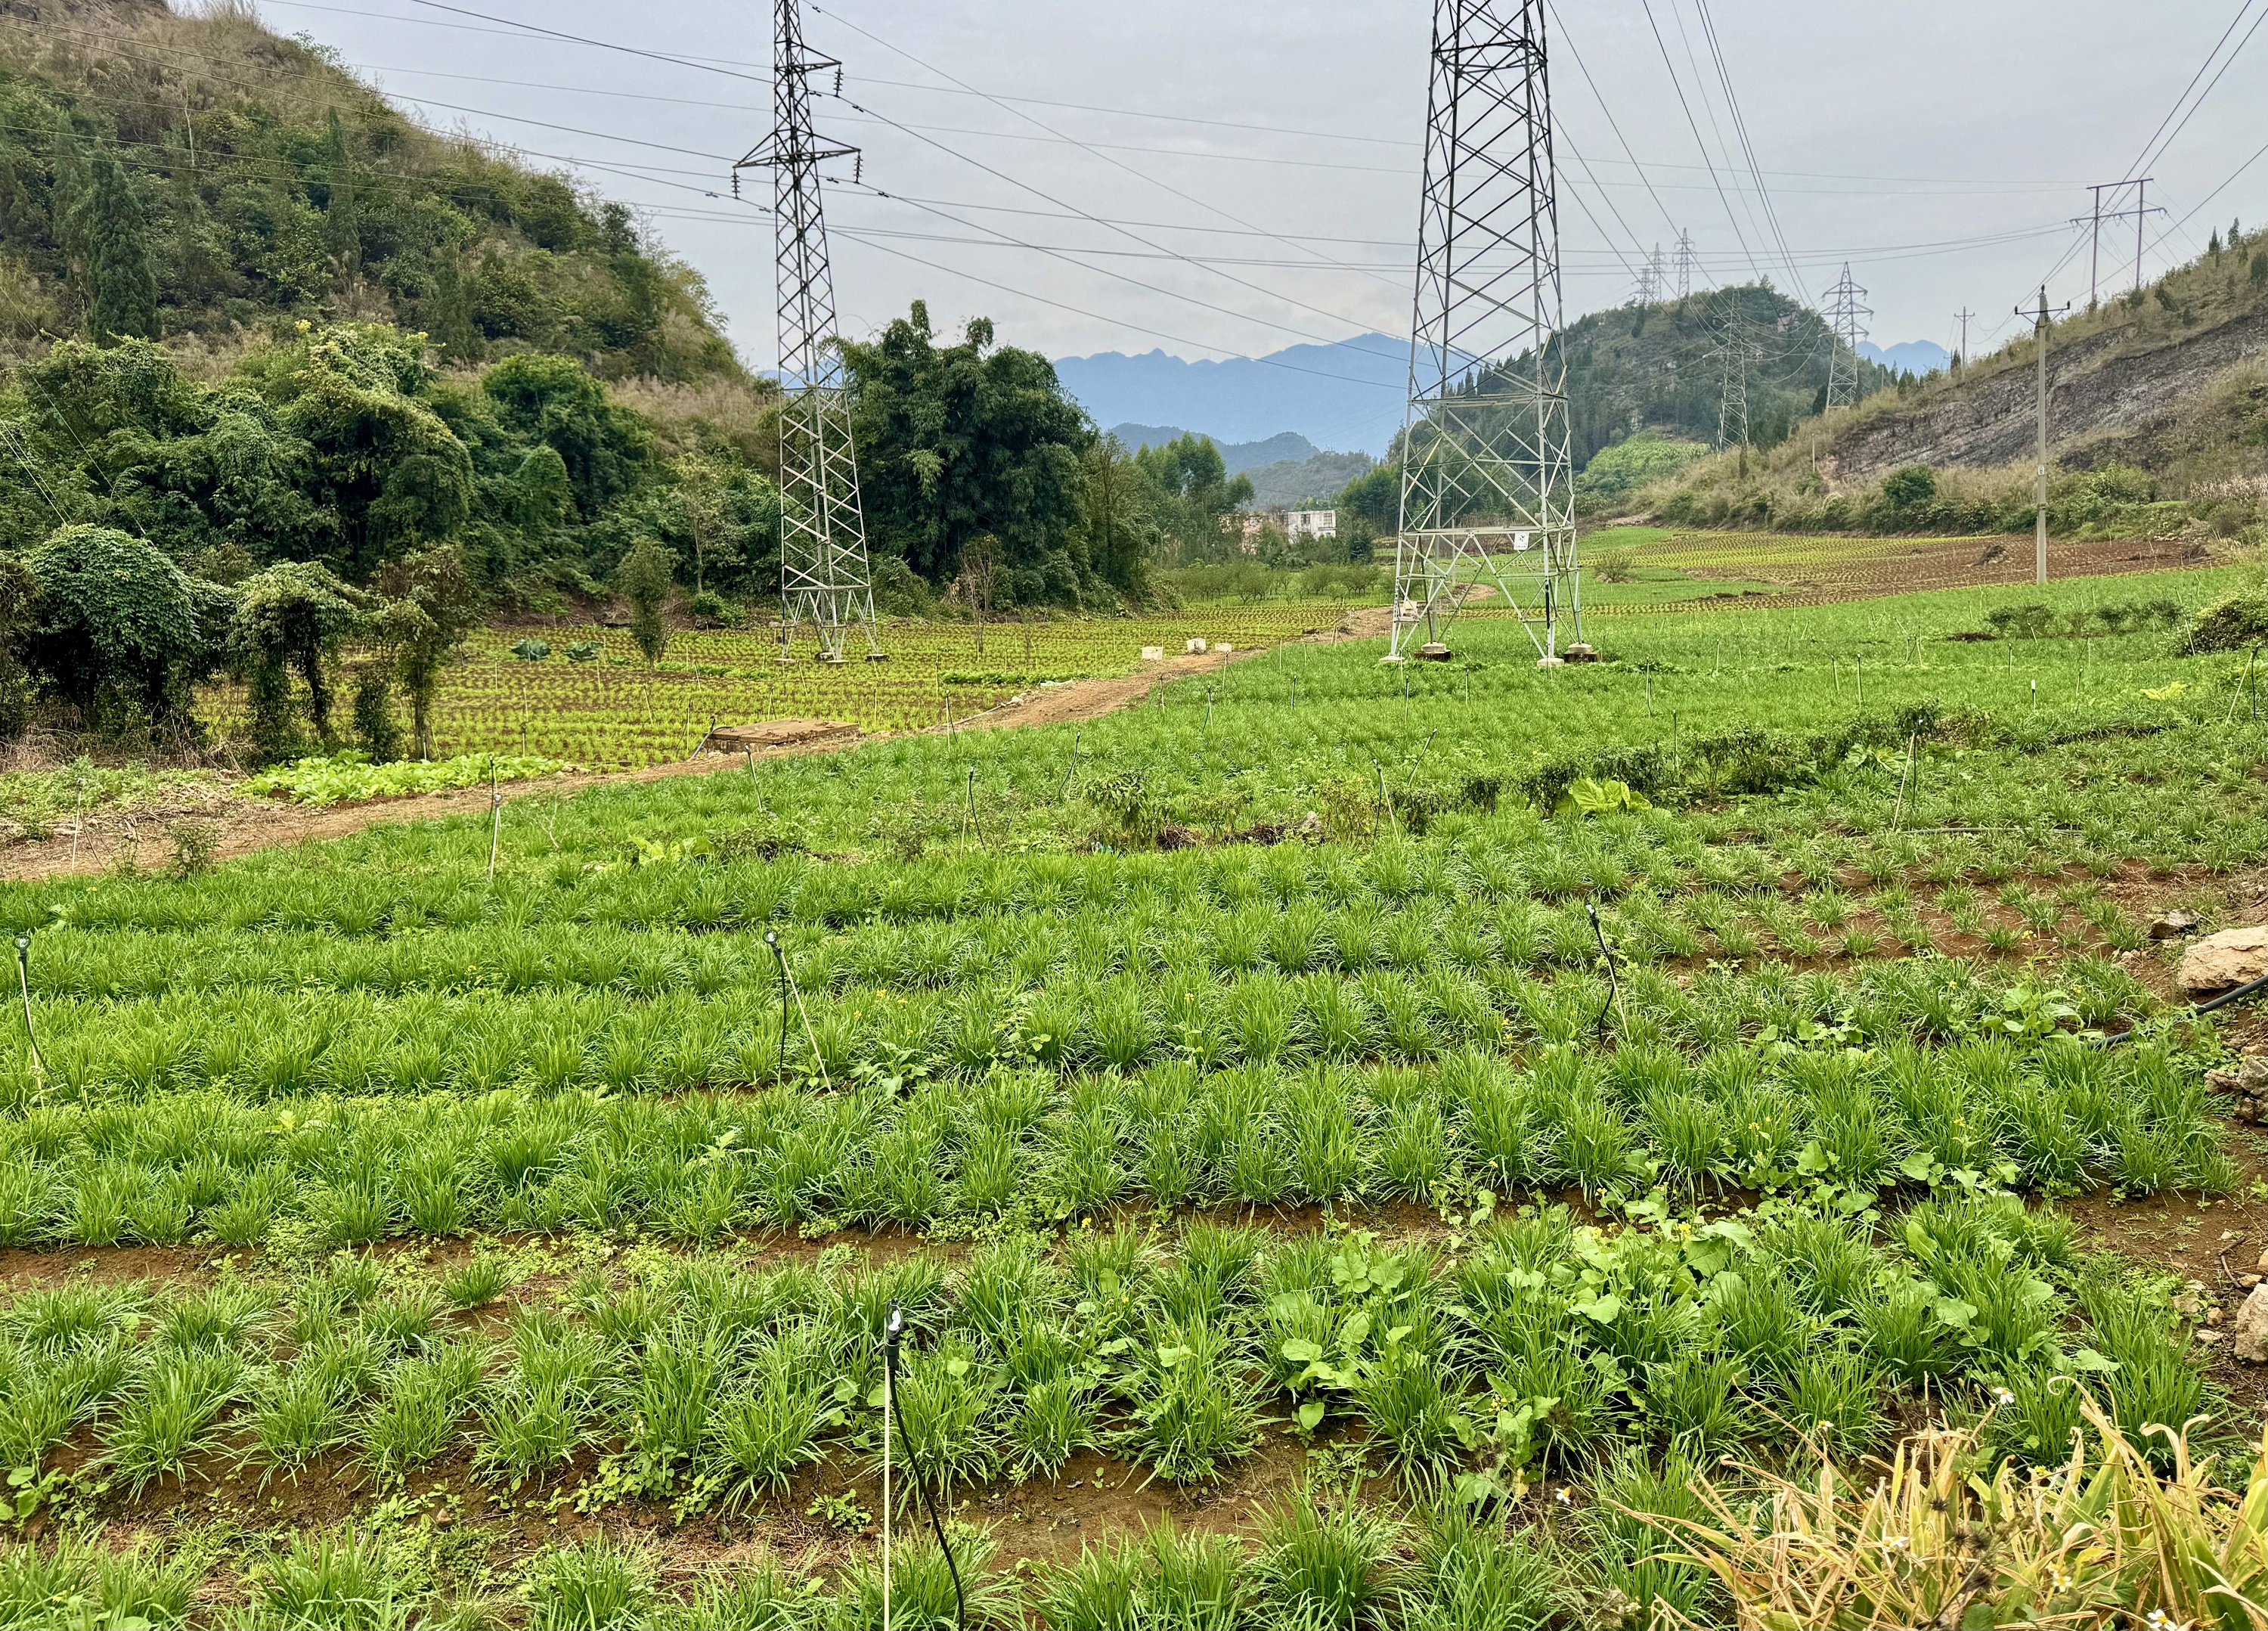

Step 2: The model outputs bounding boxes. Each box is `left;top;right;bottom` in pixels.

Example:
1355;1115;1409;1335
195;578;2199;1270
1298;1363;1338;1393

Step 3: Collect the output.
2;561;2263;1628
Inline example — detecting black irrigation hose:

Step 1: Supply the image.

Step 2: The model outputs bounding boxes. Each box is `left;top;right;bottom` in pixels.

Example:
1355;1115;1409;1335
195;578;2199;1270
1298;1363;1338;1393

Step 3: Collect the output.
2095;971;2268;1047
1588;904;1621;1039
884;1301;965;1631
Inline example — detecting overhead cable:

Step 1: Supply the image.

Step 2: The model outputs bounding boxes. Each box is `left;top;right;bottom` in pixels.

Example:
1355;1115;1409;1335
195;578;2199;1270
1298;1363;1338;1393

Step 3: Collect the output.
1634;0;1761;281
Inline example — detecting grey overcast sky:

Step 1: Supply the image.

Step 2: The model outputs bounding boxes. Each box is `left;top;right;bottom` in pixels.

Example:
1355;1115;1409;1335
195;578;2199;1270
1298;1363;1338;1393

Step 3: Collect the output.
262;0;2264;375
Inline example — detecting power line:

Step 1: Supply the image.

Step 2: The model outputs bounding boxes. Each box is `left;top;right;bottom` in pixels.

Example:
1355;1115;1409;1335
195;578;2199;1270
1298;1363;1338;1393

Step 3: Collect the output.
1545;0;1681;238
2143;135;2268;260
2121;0;2266;181
1663;0;1775;277
809;3;1405;302
1690;0;1809;301
816;97;1400;354
1634;0;1761;281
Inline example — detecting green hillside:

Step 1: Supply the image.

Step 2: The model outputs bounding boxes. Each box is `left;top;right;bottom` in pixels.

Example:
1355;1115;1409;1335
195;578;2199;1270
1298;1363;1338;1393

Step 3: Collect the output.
1639;232;2268;538
1560;283;1897;466
0;0;733;378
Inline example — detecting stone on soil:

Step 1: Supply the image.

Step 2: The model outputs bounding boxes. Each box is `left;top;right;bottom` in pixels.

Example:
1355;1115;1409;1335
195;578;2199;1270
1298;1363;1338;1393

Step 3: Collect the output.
2178;925;2268;994
2235;1282;2268;1363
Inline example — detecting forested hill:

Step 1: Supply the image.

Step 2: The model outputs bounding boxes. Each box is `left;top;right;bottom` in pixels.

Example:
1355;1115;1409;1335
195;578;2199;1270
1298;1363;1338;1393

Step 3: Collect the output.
0;0;734;380
1558;284;1895;465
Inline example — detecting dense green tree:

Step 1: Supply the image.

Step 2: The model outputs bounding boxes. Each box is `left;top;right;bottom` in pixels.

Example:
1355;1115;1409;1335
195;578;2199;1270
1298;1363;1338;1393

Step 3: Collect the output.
249;323;476;576
0;555;39;741
81;152;157;343
231;560;373;759
1133;433;1253;564
375;544;483;759
1075;434;1157;600
20;523;223;733
841;302;1093;599
615;537;674;667
1880;465;1939;517
482;354;649;519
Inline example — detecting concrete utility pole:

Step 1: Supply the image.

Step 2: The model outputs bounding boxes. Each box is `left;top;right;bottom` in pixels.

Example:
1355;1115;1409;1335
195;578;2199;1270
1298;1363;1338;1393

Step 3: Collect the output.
2017;285;2071;586
1954;307;1974;371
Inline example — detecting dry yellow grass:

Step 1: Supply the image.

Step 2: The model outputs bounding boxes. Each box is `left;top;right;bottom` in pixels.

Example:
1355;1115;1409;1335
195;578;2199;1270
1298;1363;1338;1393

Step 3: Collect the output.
1663;1399;2268;1629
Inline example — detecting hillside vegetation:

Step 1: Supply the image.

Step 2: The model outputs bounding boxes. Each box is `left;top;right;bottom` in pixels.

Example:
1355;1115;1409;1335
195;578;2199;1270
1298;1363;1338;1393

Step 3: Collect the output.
0;0;733;378
1558;283;1897;467
1643;231;2268;540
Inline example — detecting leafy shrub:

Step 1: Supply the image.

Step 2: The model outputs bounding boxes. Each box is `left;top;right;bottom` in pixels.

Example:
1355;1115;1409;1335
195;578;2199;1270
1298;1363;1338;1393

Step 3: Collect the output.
21;524;223;735
2186;589;2267;653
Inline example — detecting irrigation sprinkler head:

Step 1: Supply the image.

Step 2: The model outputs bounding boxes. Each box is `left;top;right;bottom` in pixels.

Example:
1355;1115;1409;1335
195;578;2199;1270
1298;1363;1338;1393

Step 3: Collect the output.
764;929;780;951
884;1299;904;1358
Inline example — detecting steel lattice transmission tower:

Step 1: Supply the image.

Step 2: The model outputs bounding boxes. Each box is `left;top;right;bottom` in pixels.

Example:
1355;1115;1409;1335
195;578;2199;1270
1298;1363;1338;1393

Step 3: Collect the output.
734;0;881;663
1714;301;1753;449
1822;262;1872;410
1632;243;1664;306
1387;0;1587;666
1672;229;1697;300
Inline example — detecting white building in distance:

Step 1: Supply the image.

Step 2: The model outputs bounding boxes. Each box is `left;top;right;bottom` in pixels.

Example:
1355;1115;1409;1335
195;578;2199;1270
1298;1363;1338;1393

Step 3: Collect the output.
1221;508;1338;554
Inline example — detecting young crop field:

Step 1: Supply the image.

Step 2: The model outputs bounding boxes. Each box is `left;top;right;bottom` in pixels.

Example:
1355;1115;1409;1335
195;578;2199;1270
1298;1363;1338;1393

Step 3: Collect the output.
197;606;1370;774
1576;526;2226;610
2;563;2263;1626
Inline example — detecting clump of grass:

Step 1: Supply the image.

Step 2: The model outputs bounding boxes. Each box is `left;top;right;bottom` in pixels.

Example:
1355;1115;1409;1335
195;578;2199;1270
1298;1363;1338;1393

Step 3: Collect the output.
525;1533;654;1631
1121;1318;1262;1486
1252;1490;1399;1629
258;1528;415;1629
1674;1400;2268;1628
1396;1500;1562;1630
442;1254;512;1310
0;1537;201;1629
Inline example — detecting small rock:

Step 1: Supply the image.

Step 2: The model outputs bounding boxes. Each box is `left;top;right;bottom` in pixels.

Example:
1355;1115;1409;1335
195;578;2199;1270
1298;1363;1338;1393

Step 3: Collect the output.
2198;1329;2224;1345
2233;1282;2268;1362
2208;1306;2226;1326
2206;1058;2268;1094
2180;926;2268;994
2244;1273;2262;1288
2151;908;2201;940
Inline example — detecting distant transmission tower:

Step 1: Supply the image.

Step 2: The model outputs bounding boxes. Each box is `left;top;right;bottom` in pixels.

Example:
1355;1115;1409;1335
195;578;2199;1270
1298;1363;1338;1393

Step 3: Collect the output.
1387;0;1585;667
734;0;881;663
1822;262;1872;409
1673;229;1697;300
1632;247;1659;306
1715;301;1752;448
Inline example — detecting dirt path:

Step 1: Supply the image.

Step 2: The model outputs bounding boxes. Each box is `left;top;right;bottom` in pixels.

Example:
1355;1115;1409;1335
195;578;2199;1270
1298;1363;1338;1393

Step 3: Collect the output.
0;636;1324;882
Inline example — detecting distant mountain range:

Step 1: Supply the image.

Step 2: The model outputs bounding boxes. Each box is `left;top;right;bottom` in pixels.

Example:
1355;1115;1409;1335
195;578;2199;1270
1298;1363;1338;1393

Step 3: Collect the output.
1055;335;1411;454
1106;424;1376;508
1107;426;1321;474
1860;340;1952;376
1057;328;1951;472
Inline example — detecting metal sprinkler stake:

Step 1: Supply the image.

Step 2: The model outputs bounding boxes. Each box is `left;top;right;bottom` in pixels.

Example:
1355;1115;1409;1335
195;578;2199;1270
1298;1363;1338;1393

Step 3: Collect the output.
14;935;45;1092
764;930;789;1083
